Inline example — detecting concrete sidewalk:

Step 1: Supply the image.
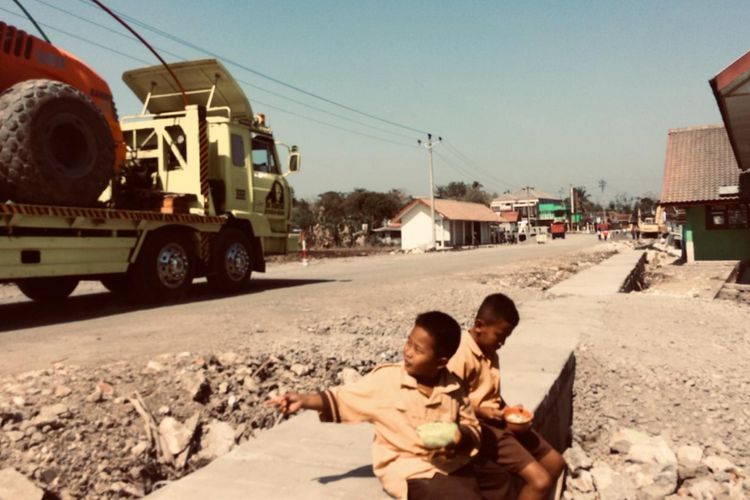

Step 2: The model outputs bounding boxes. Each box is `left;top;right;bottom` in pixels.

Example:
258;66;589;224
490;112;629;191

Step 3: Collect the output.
147;250;645;500
547;249;646;297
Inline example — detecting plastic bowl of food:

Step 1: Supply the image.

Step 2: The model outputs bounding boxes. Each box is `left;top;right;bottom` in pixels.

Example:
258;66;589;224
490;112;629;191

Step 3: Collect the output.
416;422;458;449
503;406;533;433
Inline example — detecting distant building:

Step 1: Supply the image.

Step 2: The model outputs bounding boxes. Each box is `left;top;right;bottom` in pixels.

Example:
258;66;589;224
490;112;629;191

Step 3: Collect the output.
371;222;401;246
393;198;499;250
659;125;750;262
490;189;566;225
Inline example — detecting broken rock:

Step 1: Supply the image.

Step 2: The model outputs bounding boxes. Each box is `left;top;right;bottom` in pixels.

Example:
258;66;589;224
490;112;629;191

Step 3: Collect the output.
181;371;209;402
564;443;593;473
0;467;44;500
158;417;193;457
199;420;236;460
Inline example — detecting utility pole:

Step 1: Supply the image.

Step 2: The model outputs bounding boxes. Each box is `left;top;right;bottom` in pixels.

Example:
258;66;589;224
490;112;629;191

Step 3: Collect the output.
570;185;576;231
418;134;441;250
521;185;534;234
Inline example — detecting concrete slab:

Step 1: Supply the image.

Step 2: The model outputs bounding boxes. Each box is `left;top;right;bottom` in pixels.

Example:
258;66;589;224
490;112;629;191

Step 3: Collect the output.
547;250;646;297
147;251;638;499
148;411;382;500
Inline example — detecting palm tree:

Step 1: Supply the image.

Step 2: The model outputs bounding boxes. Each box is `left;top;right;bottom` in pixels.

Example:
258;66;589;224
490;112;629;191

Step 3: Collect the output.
573;186;593;213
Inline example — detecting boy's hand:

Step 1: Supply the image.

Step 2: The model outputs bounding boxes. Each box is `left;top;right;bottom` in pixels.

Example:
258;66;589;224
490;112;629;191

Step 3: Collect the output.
264;392;303;415
475;405;504;422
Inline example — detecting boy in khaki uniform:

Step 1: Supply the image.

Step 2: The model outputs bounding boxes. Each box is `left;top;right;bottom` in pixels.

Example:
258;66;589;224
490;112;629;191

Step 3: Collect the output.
267;311;483;499
448;293;566;500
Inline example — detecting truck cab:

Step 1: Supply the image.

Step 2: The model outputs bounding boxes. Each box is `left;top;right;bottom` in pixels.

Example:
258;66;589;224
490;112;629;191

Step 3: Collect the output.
118;59;300;254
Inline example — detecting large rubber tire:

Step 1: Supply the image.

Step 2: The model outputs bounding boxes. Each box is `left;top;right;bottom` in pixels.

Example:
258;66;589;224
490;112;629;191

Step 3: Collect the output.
207;228;253;294
16;276;79;303
127;229;195;304
0;79;113;206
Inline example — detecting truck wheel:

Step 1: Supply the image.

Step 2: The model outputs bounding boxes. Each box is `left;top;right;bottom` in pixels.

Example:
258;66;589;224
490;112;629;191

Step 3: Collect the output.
207;228;252;294
0;79;113;207
16;277;79;303
127;230;195;303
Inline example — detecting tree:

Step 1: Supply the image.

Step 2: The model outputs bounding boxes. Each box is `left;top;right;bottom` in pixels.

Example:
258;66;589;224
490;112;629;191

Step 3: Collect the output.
635;196;657;217
343;189;403;229
291;198;316;231
435;180;491;205
573;186;593;213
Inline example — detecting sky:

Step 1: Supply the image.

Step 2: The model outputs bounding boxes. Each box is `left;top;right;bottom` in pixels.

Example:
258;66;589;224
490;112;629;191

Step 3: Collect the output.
3;0;749;203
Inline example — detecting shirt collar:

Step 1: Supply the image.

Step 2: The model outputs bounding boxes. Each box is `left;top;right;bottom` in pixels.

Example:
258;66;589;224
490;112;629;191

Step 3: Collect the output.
399;364;461;394
465;330;486;360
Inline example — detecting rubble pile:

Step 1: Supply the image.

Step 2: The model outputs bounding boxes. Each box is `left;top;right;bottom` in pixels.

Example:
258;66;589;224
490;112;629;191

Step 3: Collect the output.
0;242;638;498
568;289;750;499
479;245;621;290
0;344;400;498
564;431;748;499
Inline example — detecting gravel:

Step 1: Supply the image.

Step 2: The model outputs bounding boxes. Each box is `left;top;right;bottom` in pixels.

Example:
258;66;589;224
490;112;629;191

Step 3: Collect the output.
2;241;747;499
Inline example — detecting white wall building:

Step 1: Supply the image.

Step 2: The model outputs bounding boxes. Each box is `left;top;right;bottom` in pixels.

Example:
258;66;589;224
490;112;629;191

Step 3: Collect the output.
394;198;500;250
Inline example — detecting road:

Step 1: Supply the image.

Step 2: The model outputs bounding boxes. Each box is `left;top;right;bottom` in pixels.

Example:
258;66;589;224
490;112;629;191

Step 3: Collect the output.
0;235;597;375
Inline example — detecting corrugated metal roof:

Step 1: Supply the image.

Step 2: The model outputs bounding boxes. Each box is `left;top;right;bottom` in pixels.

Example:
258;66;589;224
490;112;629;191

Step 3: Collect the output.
491;188;561;203
659;125;740;205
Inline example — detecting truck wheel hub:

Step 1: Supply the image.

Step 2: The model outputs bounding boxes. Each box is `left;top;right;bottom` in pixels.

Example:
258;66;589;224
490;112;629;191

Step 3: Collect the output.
157;244;189;288
225;243;250;281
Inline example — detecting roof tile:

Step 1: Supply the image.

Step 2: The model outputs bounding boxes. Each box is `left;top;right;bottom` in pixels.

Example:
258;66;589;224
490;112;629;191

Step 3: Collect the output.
660;125;740;205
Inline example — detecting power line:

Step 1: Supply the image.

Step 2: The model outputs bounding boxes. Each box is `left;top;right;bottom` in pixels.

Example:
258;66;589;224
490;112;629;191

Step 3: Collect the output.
434;151;505;193
72;0;429;136
3;5;420;149
28;0;419;142
0;6;152;65
250;98;420;149
442;140;517;190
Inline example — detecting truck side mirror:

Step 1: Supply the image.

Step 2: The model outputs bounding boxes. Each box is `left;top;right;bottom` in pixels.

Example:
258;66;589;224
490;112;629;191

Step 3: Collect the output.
288;151;301;173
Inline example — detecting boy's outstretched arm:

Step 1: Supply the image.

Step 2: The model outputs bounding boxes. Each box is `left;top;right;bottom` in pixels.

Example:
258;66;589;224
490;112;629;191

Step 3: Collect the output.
266;392;324;415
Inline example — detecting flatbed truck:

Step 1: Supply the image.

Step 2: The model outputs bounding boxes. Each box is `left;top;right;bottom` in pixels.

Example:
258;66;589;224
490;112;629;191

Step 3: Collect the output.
0;58;300;303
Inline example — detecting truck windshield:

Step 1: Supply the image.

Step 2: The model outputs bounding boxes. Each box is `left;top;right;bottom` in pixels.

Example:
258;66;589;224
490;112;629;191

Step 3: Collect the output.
252;139;279;174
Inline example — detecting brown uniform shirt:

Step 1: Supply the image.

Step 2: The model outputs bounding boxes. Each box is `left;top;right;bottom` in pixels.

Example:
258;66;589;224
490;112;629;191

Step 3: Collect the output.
447;331;502;411
319;363;481;499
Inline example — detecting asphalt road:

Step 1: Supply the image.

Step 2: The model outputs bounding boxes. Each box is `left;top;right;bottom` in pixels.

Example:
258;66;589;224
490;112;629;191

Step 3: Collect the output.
0;235;597;375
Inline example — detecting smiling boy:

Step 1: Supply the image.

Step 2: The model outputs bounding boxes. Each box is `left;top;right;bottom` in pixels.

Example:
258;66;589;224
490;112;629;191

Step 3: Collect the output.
448;293;566;500
267;311;483;499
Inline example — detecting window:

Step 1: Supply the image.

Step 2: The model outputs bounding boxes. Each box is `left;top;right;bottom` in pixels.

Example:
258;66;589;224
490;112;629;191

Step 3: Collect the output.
705;204;750;230
230;134;245;167
252;139;279;174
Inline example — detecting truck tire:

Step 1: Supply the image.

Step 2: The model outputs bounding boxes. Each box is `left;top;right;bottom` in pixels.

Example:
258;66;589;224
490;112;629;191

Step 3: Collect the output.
207;228;253;294
127;229;195;303
16;276;79;303
0;79;113;207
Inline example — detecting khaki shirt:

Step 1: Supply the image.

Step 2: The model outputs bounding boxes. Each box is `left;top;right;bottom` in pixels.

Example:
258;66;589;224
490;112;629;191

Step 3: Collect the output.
447;331;502;411
319;363;481;499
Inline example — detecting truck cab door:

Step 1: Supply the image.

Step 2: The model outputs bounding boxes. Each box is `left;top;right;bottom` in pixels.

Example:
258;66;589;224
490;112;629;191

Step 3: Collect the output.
251;136;290;233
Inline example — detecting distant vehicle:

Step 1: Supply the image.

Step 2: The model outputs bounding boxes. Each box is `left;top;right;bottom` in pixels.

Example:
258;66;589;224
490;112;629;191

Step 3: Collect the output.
550;221;566;239
638;207;667;238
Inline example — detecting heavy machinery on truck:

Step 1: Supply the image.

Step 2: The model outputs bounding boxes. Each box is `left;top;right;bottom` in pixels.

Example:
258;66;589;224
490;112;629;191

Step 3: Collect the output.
0;23;300;303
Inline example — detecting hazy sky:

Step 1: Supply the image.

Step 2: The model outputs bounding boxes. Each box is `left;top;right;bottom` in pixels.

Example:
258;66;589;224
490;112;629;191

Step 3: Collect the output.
4;0;748;202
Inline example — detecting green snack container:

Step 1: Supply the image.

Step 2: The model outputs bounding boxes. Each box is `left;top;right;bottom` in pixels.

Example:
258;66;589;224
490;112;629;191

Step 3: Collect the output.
416;422;458;449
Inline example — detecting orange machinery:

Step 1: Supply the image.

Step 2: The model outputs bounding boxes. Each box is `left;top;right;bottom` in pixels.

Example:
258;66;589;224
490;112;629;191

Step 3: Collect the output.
0;21;125;170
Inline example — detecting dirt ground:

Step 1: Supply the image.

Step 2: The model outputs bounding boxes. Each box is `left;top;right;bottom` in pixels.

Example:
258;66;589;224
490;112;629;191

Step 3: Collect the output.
1;240;747;498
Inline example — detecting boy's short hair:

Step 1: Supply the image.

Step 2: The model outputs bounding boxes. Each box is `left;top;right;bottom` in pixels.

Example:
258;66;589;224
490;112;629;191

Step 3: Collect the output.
414;311;461;359
476;293;520;327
